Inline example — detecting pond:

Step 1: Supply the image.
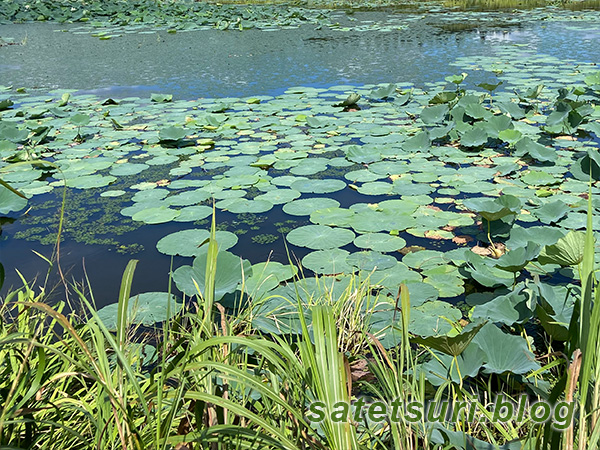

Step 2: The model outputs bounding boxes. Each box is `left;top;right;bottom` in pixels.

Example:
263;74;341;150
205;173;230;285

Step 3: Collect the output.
1;5;600;326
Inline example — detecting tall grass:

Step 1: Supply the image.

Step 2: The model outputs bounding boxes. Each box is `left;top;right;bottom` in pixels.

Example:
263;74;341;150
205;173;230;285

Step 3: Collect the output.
1;194;598;449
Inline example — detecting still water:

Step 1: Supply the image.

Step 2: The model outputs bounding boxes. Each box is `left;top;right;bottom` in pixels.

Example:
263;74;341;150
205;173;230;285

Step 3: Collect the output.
1;10;599;305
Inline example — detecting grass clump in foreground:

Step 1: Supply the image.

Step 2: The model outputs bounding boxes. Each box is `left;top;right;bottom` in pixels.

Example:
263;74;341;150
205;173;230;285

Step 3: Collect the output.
1;202;599;450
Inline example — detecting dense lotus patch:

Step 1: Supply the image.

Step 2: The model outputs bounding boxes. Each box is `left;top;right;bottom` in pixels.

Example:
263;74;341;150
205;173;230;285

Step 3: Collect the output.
1;37;600;348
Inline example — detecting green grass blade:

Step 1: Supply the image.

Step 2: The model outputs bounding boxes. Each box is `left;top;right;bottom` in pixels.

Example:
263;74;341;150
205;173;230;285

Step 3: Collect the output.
116;259;138;349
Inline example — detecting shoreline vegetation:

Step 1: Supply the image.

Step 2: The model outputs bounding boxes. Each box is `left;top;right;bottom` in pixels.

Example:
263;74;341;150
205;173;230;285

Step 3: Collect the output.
1;0;600;448
0;202;599;449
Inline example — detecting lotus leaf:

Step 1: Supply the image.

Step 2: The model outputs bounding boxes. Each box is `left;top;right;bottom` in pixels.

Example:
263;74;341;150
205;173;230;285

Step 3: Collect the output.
471;288;532;325
302;249;353;275
282;197;340;216
346;251;397;271
422;345;486;386
97;292;182;329
0;99;14;111
409;301;462;337
156;229;238;256
173;248;250;299
151;93;173;103
421;105;449;124
495;242;541;272
402;131;430;152
0;125;29;143
429;91;457;104
286;225;355;250
69;113;91;127
459;126;487;148
506;225;564;250
538;230;585;266
472;323;540;374
0;184;27;214
290;178;346;194
411;321;487;357
463;195;521;222
131;206;180;224
533;200;570;224
159;126;187;141
370;84;396;99
515;137;556;162
353;233;406;252
498;102;526;119
345;145;381;164
464;103;489;120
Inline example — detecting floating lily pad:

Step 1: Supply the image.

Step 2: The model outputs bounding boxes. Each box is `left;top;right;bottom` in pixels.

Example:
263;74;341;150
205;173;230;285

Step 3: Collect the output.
283;197;340;216
254;189;301;204
132;206;180;224
310;207;355;227
286;225;355;250
346;251;397;271
157;229;238;257
218;198;273;214
0;184;27;214
66;174;117;189
290;178;346;194
353;233;406;252
173;205;213;222
302;249;353;275
100;190;126;198
109;163;149;176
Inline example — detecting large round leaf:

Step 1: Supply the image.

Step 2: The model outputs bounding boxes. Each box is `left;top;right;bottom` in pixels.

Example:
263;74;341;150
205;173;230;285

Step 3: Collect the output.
354;233;406;252
283;197;340;216
286;225;355;250
0;184;27;214
173;249;250;299
463;195;521;222
157;229;238;257
96;292;182;329
302;249;353;275
132;206;180;224
346;251;397;271
290;178;346;194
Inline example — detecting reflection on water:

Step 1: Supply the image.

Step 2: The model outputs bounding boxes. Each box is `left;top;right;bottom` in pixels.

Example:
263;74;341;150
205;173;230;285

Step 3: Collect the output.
2;14;597;100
